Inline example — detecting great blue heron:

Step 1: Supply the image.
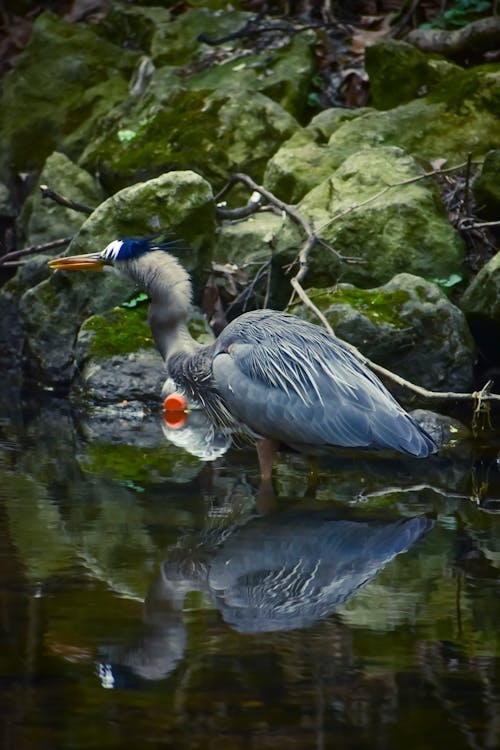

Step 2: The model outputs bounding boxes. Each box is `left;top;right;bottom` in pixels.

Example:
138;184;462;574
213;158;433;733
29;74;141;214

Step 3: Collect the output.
48;237;437;477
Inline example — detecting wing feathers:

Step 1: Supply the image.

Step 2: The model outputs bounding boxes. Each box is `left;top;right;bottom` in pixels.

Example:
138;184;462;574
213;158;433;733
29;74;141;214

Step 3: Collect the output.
212;311;436;456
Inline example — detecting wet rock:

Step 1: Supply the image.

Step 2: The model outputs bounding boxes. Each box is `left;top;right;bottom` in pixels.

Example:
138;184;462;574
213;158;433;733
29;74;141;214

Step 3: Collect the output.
73;304;164;404
20;267;133;387
291;272;475;392
410;409;471;453
0;11;138;177
19;171;214;388
76;350;166;405
73;302;214;404
19;152;103;245
291;146;464;288
472;149;500;219
0;289;24;375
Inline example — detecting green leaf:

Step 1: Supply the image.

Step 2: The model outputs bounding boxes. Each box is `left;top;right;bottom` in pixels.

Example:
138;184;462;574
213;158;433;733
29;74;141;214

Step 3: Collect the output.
122;292;149;309
117;128;137;144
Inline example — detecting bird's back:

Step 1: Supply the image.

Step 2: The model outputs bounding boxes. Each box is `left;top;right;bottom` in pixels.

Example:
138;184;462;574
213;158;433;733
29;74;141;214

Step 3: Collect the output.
209;310;436;457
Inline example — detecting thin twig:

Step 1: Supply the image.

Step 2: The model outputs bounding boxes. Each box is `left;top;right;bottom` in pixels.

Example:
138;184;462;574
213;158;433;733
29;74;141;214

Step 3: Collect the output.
198;19;332;46
459;218;500;230
0;236;72;266
317;161;470;233
289;279;500;404
215;172;358;263
40;184;94;215
217;171;500;405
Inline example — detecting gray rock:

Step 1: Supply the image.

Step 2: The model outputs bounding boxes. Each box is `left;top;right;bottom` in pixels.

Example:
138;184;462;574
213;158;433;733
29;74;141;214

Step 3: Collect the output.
75;349;166;405
292;146;464;288
0;11;138;177
19;171;214;388
20;152;103;245
292;272;475;392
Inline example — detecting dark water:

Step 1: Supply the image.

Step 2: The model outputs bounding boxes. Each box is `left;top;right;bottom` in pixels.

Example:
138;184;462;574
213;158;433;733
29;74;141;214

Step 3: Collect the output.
1;394;500;750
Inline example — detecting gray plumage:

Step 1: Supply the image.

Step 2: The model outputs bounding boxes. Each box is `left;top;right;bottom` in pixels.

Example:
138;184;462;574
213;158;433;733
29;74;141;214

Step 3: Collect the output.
95;247;438;457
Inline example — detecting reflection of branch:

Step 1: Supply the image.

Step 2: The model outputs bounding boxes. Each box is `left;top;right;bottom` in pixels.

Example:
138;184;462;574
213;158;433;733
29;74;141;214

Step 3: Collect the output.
40;184;94;215
0;236;72;266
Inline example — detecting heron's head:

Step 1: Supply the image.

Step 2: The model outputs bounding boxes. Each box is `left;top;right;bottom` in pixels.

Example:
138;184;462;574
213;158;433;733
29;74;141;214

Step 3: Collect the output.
47;237;180;272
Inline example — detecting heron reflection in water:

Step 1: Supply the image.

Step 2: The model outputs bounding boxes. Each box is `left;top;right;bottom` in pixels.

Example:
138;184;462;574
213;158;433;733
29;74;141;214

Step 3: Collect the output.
48;237;437;477
97;510;433;682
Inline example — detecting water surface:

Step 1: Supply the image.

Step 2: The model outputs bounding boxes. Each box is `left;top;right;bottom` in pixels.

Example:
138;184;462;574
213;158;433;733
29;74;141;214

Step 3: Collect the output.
1;394;499;749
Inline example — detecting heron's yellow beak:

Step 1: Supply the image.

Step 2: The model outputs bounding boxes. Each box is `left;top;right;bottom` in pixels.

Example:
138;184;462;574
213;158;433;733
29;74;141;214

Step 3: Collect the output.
47;252;106;271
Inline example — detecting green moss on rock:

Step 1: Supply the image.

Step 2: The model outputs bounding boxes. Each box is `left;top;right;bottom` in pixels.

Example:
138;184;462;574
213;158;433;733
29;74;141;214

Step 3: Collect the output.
291;273;474;392
80;306;153;359
0;12;138;175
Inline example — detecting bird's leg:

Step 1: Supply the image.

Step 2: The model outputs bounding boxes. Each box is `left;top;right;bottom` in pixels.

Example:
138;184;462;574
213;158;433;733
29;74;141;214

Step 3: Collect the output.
256;438;278;481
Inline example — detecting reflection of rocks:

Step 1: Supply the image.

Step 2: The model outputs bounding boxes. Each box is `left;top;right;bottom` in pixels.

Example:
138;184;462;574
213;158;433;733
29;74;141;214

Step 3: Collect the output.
106;510;433;680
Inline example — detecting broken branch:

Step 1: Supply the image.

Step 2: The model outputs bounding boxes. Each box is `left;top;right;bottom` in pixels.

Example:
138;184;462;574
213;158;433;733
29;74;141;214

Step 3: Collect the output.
0;236;72;266
40;184;94;215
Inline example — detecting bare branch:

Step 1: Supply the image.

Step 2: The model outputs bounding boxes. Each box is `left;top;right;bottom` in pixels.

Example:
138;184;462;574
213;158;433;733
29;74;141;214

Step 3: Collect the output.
317;161;470;233
0;236;72;266
217;171;500;406
215;172;358;264
287;278;500;405
40;184;94;215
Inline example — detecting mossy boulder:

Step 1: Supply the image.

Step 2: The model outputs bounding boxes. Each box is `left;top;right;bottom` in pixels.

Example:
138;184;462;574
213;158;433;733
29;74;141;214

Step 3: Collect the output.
96;3;172;53
79;86;299;193
472;149;500;218
286;146;464;288
291;273;474;392
0;12;138;177
183;32;316;121
265;64;500;205
73;303;213;404
365;39;460;110
65;170;215;290
18;171;214;387
263;129;340;204
150;7;251;67
461;251;500;326
325;69;500;167
20;152;103;245
264;109;373;203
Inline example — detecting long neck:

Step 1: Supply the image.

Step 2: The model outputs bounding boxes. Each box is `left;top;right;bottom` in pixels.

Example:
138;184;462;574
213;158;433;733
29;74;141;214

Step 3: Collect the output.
121;251;201;364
